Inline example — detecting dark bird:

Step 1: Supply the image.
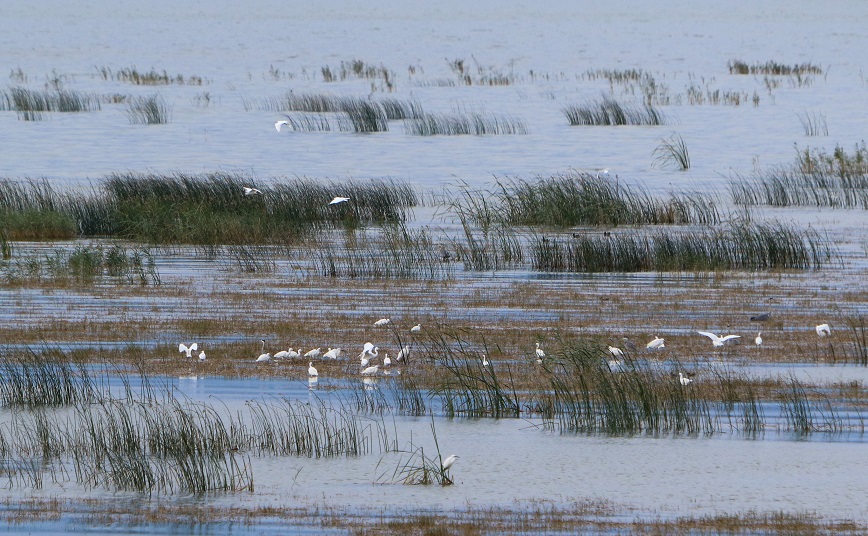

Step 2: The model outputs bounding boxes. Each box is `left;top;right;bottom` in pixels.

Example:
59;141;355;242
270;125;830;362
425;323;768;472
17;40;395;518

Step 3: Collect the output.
750;312;771;322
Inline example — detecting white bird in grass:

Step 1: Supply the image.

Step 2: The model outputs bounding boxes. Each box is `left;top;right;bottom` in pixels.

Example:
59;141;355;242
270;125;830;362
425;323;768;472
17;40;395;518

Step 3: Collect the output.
359;342;375;358
441;454;459;471
308;362;318;377
374;318;390;327
361;346;378;367
198;350;206;362
410;323;421;333
274;120;291;133
242;186;262;196
755;332;763;346
535;342;545;363
482;354;489;367
361;364;379;376
323;347;341;360
383;353;391;368
274;346;293;359
696;331;741;347
288;348;301;359
329;196;350;205
255;339;271;362
646;336;665;351
396;345;410;362
816;323;831;337
304;348;321;359
678;372;693;386
179;343;198;358
608;346;624;358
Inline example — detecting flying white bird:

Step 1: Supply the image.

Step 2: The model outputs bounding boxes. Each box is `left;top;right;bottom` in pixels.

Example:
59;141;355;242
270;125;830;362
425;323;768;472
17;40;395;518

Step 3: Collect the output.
441;454;459;471
816;323;831;337
608;346;624;358
179;343;198;358
274;120;291;133
646;336;665;350
678;372;693;386
374;318;390;327
696;331;741;347
304;348;321;359
755;332;763;346
323;347;341;360
361;364;379;376
329;196;350;205
308;362;318;377
243;186;262;196
410;324;421;333
198;350;206;362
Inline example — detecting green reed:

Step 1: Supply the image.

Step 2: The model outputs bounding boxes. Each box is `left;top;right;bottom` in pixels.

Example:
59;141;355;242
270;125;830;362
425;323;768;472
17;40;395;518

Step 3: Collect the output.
562;97;664;126
124;94;171;124
0;86;101;120
727;59;824;75
404;112;528;135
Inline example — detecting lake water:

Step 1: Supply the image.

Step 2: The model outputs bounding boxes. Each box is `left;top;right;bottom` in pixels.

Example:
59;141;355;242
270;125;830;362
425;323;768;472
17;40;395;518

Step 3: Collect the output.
2;0;868;532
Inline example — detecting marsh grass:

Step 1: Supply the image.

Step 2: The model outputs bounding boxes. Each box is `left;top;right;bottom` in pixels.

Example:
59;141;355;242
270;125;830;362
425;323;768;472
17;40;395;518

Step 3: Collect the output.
379;418;454;486
404;112;528;135
0;349;96;408
731;143;868;208
652;133;690;170
245;92;391;132
532;221;833;272
2;244;160;285
490;173;719;227
97;66;205;86
0;86;101;120
562;97;663;126
798;109;828;136
727;59;824;76
447;186;524;271
124;94;171;124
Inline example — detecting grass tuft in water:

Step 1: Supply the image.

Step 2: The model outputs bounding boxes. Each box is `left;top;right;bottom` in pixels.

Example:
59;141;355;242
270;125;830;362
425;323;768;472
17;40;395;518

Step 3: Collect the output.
652;133;690;170
404;112;528;135
562;97;664;126
124;94;171;124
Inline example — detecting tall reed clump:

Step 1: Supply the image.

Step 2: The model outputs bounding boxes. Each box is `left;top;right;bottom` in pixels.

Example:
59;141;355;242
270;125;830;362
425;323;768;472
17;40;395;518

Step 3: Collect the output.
474;172;720;228
447;186;524;271
549;343;713;435
378;418;455;486
124;94;171;124
315;222;454;280
0;179;78;239
562;97;664;126
97;66;205;85
727;60;824;76
0;86;101;120
404;112;528;135
730;143;868;209
0;350;96;408
424;328;520;418
245;93;391;132
652;133;690;170
532;221;833;273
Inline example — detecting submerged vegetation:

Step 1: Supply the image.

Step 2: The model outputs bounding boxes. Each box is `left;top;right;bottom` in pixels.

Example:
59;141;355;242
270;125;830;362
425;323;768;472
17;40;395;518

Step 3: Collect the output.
0;86;101;120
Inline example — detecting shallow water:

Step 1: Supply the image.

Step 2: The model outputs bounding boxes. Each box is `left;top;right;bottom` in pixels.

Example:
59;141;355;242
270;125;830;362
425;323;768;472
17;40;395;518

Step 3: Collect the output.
3;0;868;531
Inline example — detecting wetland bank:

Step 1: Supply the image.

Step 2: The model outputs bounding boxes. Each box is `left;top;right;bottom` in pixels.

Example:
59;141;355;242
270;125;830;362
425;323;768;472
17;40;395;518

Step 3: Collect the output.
3;0;868;534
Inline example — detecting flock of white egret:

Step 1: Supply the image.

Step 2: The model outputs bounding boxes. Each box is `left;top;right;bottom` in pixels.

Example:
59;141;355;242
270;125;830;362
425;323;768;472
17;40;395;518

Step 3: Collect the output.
242;185;350;208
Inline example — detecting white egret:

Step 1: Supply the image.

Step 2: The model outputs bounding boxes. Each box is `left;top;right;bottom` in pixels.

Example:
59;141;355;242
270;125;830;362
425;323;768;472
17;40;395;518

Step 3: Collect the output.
323;347;341;360
360;355;370;367
755;332;763;346
274;120;291;133
274;346;292;359
535;342;545;363
482;354;489;367
696;331;741;347
383;353;391;367
304;348;321;359
287;348;301;359
816;323;831;337
198;350;206;362
361;364;379;376
646;336;665;350
359;342;375;358
308;362;318;377
243;186;262;196
441;454;459;471
361;346;378;367
608;346;624;358
396;345;410;362
179;343;198;358
678;372;692;386
374;318;390;327
410;324;421;333
329;196;350;205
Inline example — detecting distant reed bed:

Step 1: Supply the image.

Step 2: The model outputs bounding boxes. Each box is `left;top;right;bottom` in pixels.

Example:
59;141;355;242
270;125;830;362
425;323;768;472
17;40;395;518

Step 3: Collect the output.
730;143;868;208
0;174;418;244
562;97;664;126
532;221;833;272
727;59;824;76
0;86;101;120
96;66;205;85
245;92;403;132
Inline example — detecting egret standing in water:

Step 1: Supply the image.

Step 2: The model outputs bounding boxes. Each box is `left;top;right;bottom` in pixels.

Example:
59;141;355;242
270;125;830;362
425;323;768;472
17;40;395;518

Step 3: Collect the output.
308;362;318;377
535;342;545;364
198;350;206;362
755;332;763;346
678;372;693;386
410;323;422;333
441;454;459;471
816;323;831;337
